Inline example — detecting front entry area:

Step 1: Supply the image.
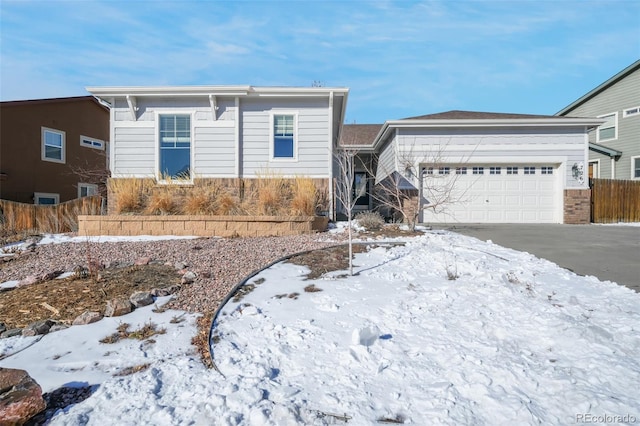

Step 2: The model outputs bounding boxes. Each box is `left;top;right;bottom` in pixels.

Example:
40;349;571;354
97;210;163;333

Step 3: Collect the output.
421;164;561;224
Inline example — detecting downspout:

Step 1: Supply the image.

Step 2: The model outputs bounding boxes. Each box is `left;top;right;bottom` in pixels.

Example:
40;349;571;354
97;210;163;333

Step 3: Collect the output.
328;91;334;220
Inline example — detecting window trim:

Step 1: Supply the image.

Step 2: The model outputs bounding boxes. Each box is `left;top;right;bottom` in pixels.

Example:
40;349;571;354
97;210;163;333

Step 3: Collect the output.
80;135;105;150
34;192;59;205
41;127;66;164
596;112;618;142
155;112;194;183
269;111;298;161
631;156;640;180
623;106;640;118
78;183;99;198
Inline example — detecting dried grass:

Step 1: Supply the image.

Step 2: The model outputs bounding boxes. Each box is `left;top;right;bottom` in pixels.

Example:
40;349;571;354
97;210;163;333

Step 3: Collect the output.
108;178;153;214
145;189;178;215
182;180;226;215
290;177;318;216
254;171;292;215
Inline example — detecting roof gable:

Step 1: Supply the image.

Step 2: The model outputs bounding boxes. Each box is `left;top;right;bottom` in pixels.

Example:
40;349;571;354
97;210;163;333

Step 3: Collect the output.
340;124;382;146
403;110;558;120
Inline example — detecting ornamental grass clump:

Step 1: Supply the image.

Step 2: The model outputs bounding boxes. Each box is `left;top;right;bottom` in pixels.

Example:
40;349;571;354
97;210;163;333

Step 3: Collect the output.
108;178;153;214
182;179;226;215
255;171;291;216
290;177;317;216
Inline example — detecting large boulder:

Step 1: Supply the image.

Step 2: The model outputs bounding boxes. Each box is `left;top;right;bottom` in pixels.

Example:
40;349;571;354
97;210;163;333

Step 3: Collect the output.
104;297;134;317
0;368;46;425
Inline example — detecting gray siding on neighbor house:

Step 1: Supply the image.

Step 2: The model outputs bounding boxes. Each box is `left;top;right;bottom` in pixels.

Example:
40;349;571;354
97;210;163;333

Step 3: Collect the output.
375;135;398;183
241;97;331;177
396;126;589;189
560;67;640;179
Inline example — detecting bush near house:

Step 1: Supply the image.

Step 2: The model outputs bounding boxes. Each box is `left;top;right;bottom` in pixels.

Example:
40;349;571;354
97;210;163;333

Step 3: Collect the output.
107;176;326;217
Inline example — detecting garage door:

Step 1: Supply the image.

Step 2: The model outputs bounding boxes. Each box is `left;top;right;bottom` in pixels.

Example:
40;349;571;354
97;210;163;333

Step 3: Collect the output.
421;164;560;223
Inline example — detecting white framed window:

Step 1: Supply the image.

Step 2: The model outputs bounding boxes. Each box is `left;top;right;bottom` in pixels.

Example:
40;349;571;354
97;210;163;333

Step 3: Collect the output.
78;183;98;198
34;192;59;205
541;166;553;175
455;167;467;175
472;166;484;175
270;113;297;160
597;112;618;142
632;156;640;180
80;136;105;150
159;114;191;179
41;127;65;163
623;106;640;118
438;167;450;175
490;166;501;175
506;166;518;175
524;166;536;175
423;167;434;175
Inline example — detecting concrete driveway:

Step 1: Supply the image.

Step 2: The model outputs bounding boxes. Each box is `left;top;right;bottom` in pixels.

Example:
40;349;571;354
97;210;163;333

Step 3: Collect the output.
432;224;640;292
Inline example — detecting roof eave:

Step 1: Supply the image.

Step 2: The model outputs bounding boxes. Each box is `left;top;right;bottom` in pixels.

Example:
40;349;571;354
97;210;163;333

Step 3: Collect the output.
86;85;349;99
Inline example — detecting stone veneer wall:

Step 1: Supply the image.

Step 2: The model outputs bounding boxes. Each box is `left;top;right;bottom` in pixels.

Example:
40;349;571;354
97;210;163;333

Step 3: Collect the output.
564;189;591;224
78;215;329;237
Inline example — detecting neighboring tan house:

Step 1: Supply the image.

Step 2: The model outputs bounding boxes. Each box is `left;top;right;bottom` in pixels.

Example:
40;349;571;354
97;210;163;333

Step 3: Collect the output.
556;60;640;180
87;85;348;216
0;96;109;204
341;111;603;224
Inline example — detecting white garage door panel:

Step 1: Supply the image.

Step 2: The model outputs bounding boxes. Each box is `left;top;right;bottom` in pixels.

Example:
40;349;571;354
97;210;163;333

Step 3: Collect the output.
422;164;560;224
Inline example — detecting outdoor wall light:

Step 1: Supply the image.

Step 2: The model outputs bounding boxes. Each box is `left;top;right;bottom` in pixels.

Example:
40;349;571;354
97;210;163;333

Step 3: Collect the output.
572;162;584;184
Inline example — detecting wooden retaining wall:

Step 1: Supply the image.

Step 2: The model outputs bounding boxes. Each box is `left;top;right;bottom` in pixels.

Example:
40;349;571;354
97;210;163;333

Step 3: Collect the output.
78;215;329;237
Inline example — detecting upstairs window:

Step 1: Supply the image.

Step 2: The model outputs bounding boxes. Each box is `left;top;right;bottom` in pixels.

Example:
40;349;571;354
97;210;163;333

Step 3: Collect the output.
80;136;105;150
273;114;296;159
159;114;191;179
623;106;640;118
42;127;65;163
597;112;617;142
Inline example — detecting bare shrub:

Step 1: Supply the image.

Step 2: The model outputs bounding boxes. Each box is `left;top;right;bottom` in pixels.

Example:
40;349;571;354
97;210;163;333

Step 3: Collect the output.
355;211;385;231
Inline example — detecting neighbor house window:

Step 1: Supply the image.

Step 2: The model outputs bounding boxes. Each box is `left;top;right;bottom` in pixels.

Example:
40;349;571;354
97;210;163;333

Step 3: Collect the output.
597;112;617;142
159;114;191;179
490;166;501;175
632;156;640;179
472;166;484;175
623;106;640;118
80;136;105;150
507;166;518;175
42;127;65;163
353;172;369;206
541;166;553;175
524;166;536;175
78;183;98;198
272;114;296;159
34;192;59;205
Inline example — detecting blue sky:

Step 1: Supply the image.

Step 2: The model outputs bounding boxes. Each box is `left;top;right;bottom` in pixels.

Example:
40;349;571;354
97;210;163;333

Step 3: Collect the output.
1;0;638;123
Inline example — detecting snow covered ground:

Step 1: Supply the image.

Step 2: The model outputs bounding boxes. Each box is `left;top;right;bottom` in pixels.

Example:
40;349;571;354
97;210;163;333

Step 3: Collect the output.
1;230;639;425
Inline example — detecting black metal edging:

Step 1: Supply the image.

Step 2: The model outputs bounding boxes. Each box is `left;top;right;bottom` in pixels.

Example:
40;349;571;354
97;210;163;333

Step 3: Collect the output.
207;239;413;375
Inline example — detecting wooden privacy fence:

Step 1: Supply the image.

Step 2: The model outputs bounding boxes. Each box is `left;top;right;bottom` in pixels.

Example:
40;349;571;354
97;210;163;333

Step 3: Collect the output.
0;195;103;233
590;179;640;223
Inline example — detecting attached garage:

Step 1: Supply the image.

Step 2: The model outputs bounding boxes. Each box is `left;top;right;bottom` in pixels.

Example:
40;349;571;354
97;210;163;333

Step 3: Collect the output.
422;163;562;223
354;110;604;224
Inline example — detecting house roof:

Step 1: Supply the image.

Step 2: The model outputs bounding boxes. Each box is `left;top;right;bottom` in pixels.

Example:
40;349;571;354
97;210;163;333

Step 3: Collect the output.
86;85;349;98
589;142;623;158
403;110;559;120
340;124;383;147
556;60;640;116
0;95;107;110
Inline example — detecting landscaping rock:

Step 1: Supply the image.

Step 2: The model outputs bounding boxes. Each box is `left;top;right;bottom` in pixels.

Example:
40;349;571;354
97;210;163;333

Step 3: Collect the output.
0;367;46;425
22;320;54;337
72;311;103;326
1;328;23;339
105;297;134;317
0;323;6;334
151;285;181;297
49;323;69;333
130;291;154;308
16;275;39;288
174;261;188;271
40;270;63;281
134;257;151;266
181;271;197;285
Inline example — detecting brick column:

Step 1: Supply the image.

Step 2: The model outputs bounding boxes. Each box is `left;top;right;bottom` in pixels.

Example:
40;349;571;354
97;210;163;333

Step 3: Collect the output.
564;189;591;224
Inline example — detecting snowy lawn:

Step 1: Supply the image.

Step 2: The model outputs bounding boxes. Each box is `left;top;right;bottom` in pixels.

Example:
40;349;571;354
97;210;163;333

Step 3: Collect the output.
1;231;639;425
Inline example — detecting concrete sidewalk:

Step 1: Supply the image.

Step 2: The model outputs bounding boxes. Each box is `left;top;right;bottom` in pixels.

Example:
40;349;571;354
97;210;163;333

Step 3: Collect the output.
432;224;640;293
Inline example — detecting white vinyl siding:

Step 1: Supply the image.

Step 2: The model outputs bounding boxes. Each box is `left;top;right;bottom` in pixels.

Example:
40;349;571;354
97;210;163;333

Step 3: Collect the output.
193;126;236;176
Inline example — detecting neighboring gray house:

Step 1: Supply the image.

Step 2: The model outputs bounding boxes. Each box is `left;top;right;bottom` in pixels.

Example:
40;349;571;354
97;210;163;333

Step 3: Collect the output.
556;60;640;180
342;111;603;224
87;85;348;215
